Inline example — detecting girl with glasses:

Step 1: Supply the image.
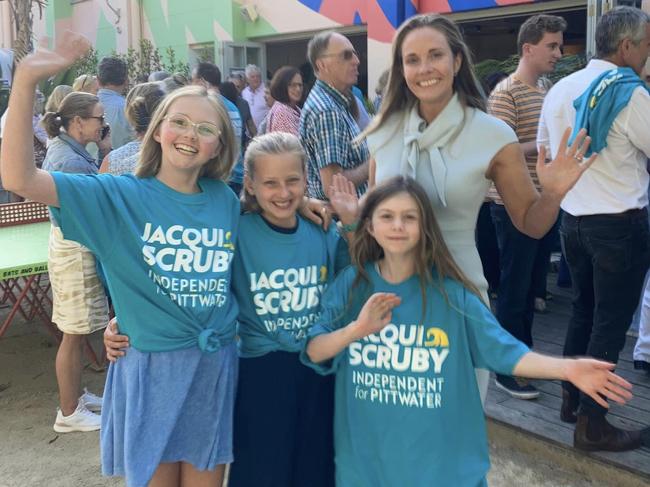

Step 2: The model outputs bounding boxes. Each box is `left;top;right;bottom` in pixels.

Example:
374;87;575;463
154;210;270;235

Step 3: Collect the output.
1;32;240;487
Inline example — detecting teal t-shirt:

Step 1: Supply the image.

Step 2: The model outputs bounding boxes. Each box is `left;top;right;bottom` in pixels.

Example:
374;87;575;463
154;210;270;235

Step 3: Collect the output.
304;264;529;487
233;213;348;357
50;173;240;353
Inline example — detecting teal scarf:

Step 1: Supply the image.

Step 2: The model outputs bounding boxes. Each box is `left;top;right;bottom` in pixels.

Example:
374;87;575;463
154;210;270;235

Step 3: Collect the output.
570;67;649;156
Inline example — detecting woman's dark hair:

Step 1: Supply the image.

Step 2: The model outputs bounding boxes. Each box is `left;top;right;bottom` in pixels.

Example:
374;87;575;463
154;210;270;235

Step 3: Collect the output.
41;92;99;138
270;66;301;104
219;81;239;105
125;82;165;136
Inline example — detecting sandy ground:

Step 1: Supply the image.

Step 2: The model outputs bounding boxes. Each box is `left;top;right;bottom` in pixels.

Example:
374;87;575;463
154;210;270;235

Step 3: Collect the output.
0;313;632;487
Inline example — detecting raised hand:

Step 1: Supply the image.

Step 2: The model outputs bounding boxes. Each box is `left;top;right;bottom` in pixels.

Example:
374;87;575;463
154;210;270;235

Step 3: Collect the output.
536;127;597;200
565;358;633;408
329;173;359;226
15;30;91;83
351;292;401;339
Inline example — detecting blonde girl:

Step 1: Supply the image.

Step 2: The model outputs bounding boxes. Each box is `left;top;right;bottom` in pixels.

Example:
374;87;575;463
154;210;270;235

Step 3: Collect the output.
227;132;348;486
1;32;240;487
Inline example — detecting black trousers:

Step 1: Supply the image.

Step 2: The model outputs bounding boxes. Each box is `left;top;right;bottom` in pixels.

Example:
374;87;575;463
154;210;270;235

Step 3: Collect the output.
476;201;500;293
229;351;335;487
491;203;556;347
561;209;650;415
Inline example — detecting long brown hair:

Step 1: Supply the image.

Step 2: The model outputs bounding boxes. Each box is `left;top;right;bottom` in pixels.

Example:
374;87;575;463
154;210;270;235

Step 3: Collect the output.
362;14;486;140
349;176;484;320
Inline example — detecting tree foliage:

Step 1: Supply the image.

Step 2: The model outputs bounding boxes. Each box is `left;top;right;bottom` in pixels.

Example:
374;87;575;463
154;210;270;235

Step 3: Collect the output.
474;53;587;88
0;0;48;61
38;40;189;99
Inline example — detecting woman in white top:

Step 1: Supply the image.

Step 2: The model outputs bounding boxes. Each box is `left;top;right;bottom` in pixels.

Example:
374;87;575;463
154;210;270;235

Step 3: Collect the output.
361;14;595;400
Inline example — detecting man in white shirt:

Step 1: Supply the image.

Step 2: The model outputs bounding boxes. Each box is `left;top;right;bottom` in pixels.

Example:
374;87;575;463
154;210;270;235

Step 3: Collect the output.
538;6;650;452
242;64;269;129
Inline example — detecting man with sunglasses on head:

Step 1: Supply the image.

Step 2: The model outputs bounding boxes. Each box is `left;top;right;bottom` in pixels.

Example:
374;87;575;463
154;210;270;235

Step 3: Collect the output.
300;31;369;201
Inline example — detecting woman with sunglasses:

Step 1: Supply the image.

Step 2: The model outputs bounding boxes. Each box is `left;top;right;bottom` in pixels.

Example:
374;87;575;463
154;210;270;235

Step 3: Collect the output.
40;91;112;433
266;66;304;136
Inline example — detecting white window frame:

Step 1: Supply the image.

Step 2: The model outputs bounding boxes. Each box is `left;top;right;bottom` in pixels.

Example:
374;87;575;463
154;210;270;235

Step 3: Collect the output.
189;42;216;66
220;41;266;81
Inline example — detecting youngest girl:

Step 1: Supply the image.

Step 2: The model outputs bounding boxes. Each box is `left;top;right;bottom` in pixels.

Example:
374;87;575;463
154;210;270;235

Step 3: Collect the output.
303;176;632;487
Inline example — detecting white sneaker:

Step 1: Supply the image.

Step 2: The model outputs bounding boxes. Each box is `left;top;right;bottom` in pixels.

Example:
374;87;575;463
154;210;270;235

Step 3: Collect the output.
79;388;102;413
53;402;101;433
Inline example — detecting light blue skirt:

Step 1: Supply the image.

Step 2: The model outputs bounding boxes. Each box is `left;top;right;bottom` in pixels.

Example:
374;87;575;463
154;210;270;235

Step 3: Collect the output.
100;342;238;487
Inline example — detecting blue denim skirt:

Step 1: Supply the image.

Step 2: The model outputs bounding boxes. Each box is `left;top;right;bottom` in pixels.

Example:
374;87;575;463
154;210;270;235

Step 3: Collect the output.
100;342;238;487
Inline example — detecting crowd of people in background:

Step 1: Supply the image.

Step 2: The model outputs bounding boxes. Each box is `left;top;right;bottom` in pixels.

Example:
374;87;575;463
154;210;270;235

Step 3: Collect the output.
0;4;649;487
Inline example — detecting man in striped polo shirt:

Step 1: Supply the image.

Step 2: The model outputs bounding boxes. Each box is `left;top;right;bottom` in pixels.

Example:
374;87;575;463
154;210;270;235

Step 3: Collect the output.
487;14;567;400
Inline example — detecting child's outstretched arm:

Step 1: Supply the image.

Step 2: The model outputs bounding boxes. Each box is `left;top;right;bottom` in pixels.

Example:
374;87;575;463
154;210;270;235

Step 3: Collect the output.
513;353;633;408
307;292;401;363
0;31;90;205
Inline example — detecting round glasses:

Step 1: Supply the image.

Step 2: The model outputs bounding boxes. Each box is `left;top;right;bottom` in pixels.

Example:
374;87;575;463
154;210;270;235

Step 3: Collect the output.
164;114;221;141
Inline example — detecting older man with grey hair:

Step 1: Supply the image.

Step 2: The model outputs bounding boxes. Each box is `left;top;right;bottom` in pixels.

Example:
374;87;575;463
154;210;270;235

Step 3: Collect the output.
538;6;650;452
299;30;369;200
242;64;268;129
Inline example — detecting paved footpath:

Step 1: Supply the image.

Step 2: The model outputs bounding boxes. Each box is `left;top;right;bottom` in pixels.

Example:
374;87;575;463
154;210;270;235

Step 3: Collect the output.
0;307;640;487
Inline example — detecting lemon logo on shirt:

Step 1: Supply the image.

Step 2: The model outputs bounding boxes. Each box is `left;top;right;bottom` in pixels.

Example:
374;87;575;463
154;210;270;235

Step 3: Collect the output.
223;231;235;250
423;327;449;348
320;265;328;283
